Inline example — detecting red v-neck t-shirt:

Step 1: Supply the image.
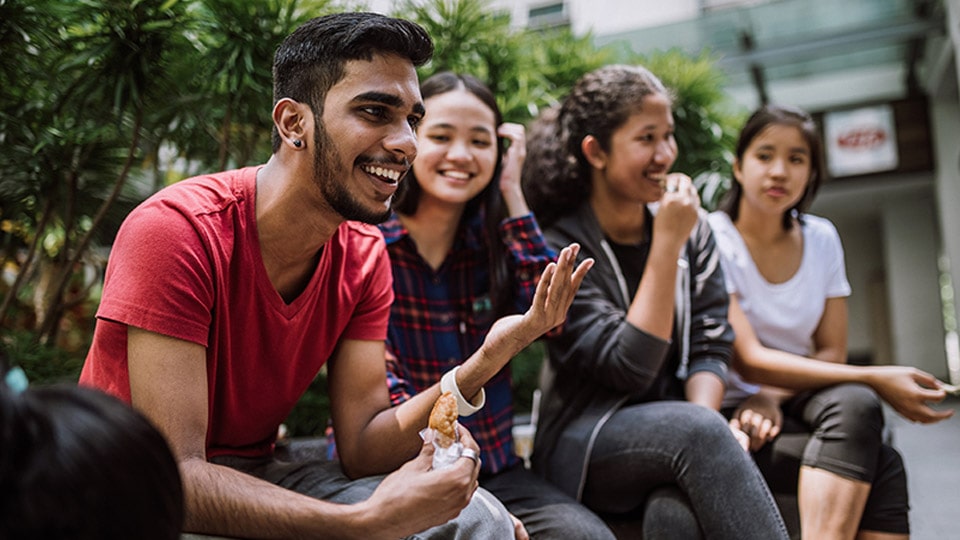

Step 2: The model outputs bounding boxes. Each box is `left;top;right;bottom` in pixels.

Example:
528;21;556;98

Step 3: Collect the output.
81;166;393;458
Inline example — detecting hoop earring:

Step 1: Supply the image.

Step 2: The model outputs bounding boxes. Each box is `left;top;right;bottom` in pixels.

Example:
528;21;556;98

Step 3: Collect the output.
292;139;302;148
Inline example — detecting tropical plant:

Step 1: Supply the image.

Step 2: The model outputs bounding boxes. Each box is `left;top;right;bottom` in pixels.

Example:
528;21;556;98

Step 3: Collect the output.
161;0;344;179
396;0;613;124
0;0;191;347
0;0;350;353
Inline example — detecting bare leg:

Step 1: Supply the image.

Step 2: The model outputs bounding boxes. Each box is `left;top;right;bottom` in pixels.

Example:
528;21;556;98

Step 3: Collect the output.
799;466;871;540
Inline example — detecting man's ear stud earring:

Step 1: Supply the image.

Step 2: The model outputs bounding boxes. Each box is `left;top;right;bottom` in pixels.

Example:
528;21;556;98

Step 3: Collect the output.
293;139;302;148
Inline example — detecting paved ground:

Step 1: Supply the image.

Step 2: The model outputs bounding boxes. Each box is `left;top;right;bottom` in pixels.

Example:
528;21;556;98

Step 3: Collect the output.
887;395;960;539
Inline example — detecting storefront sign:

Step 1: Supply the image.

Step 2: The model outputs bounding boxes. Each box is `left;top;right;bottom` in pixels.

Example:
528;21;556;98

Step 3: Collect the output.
823;104;899;177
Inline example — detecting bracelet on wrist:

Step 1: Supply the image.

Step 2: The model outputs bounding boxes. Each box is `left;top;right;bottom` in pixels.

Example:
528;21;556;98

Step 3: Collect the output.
440;366;485;417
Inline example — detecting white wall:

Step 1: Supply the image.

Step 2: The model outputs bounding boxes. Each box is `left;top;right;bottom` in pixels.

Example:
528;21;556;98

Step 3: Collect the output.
823;214;886;363
813;174;940;371
366;0;704;33
565;0;701;35
882;194;949;377
359;0;392;13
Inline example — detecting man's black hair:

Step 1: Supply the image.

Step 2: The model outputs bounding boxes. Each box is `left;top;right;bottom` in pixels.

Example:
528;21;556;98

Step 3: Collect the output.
270;12;434;152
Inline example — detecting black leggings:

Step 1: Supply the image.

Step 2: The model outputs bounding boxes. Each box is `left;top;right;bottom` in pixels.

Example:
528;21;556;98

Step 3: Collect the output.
581;401;789;540
742;383;909;534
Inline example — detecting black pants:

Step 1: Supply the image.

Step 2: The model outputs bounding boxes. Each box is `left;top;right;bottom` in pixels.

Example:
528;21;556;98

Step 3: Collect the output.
732;383;910;534
481;463;616;540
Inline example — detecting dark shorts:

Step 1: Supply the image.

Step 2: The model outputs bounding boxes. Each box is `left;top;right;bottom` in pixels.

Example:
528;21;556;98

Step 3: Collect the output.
727;383;910;534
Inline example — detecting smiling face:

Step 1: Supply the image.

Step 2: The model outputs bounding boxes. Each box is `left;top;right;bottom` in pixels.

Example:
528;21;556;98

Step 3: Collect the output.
733;123;812;218
591;92;677;205
411;88;499;209
313;52;424;224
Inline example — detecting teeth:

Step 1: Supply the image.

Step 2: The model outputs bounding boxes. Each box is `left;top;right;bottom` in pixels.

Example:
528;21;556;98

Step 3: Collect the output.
363;165;401;182
444;170;470;180
648;173;667;187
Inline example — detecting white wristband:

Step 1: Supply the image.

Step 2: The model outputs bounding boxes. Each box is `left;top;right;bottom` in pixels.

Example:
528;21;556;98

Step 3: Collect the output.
440;366;485;417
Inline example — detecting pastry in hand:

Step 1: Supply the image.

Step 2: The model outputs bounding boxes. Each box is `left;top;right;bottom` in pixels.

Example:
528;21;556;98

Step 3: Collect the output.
429;391;458;448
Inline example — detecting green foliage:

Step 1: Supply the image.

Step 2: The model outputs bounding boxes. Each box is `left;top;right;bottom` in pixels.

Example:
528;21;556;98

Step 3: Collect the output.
1;329;85;385
284;369;331;437
397;0;612;124
163;0;343;174
64;0;185;116
1;0;191;348
504;27;613;122
0;0;340;350
401;0;515;80
511;341;545;415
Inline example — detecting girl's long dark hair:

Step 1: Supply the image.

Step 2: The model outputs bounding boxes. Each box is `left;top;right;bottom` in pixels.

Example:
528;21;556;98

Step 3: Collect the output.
392;71;514;318
718;104;827;230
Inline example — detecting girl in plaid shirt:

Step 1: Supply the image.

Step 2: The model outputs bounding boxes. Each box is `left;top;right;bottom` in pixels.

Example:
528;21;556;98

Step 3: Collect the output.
379;72;611;540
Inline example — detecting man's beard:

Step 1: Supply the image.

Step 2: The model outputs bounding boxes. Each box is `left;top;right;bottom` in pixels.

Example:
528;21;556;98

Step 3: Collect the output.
312;119;393;225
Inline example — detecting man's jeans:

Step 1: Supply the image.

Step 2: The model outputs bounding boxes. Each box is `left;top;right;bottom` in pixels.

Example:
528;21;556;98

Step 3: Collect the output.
213;455;515;539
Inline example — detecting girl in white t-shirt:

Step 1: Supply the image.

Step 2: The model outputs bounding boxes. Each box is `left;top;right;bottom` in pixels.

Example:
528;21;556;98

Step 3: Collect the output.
708;104;953;540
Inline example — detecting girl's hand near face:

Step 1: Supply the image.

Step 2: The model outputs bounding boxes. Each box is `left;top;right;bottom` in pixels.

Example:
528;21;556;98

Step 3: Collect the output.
653;173;701;252
497;122;530;217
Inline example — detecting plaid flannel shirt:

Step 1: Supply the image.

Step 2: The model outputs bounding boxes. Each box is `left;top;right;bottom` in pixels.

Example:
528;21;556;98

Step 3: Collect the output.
381;210;553;474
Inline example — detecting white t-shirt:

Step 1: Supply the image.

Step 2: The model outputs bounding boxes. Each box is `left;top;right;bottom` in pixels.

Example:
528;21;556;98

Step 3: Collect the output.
707;211;852;408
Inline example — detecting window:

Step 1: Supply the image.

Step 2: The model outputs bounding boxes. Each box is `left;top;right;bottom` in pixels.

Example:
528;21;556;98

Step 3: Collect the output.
528;2;568;29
